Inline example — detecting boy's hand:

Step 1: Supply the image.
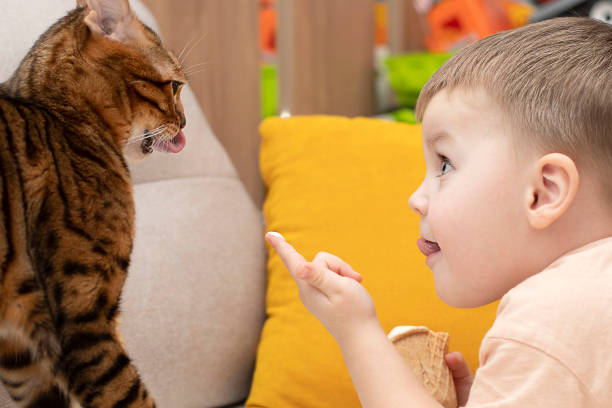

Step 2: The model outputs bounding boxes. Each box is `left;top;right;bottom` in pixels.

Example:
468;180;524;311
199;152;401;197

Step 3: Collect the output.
445;351;473;406
265;232;379;342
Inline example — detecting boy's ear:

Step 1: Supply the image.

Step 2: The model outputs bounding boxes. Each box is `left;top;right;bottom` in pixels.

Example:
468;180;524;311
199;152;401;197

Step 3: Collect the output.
524;153;579;229
82;0;139;43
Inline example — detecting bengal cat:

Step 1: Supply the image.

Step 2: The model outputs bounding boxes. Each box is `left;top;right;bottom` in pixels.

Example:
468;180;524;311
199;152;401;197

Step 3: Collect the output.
0;0;187;406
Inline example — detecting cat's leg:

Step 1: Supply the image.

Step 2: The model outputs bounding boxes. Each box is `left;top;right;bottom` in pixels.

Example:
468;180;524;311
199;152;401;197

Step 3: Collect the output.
46;263;155;408
3;276;154;408
0;283;70;408
58;319;156;408
32;214;155;406
0;338;70;407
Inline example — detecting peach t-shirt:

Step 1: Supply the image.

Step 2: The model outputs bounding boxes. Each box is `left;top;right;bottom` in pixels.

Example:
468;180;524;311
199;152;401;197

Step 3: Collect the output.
466;236;612;407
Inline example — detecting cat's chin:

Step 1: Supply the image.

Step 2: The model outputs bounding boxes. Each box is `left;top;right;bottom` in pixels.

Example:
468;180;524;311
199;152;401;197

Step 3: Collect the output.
123;143;152;162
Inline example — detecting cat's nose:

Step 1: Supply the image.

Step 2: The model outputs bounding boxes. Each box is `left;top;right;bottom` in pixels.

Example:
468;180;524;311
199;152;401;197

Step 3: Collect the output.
179;111;186;129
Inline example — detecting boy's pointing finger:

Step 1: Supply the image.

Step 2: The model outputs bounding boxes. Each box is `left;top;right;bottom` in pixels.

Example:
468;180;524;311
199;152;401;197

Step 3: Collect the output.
265;232;306;275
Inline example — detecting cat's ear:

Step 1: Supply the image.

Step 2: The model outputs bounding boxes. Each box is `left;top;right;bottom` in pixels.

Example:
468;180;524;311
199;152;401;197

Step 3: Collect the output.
82;0;140;43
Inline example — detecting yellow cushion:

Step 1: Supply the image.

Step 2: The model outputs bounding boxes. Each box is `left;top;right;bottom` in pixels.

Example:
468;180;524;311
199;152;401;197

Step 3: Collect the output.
247;116;497;407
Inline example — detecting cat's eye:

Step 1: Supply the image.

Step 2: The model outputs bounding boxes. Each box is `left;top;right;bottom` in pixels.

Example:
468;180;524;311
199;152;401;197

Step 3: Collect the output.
171;81;181;95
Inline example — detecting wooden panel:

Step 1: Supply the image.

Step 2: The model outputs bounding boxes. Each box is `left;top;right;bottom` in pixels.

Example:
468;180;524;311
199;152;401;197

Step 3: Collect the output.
141;0;264;207
278;0;376;116
388;0;427;53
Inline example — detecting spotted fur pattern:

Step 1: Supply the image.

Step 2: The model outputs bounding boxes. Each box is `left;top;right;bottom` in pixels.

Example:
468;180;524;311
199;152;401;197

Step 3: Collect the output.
0;1;186;406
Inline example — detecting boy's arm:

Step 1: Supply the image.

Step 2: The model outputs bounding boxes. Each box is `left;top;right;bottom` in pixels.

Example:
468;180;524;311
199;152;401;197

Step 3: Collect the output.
265;232;443;408
339;321;442;408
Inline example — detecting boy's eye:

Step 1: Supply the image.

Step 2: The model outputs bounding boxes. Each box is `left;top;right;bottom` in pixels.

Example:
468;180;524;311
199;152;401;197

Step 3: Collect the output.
437;155;453;177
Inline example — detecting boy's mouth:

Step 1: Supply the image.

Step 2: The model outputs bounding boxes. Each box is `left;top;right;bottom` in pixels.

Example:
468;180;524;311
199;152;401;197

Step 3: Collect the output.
417;238;441;257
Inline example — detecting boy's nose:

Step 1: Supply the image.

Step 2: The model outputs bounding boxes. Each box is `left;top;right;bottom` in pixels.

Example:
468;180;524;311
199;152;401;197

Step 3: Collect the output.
409;183;428;216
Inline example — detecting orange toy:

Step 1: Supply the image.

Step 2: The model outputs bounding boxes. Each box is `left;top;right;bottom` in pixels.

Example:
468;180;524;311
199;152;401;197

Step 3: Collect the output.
260;0;276;53
425;0;514;52
375;2;388;45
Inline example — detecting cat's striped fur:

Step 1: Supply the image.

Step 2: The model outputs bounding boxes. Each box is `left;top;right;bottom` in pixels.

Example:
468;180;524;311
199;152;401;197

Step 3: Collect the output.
0;0;186;406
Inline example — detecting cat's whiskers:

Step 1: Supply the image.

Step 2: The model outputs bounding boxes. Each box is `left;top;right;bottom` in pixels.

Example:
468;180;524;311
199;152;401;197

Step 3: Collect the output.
177;33;205;64
183;68;210;79
183;62;211;78
127;125;168;145
177;37;196;63
152;135;171;153
130;129;166;144
183;61;210;72
127;130;163;145
177;34;202;64
178;32;209;66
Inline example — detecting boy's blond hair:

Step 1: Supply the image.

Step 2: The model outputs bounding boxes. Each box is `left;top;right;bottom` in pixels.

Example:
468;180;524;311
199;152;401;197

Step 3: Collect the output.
416;17;612;200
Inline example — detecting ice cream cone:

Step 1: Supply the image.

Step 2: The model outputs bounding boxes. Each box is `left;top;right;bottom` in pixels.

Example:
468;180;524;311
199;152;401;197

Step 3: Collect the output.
389;326;457;408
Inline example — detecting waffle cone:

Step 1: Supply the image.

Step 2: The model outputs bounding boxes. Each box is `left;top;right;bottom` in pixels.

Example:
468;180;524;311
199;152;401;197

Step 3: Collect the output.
389;326;457;408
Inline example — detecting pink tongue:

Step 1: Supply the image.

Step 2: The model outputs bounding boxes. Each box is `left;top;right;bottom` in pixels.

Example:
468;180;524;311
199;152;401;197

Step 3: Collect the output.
165;131;186;153
417;238;441;256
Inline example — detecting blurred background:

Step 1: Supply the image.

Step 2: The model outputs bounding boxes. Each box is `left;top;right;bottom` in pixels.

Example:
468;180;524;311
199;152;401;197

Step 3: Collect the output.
141;0;612;207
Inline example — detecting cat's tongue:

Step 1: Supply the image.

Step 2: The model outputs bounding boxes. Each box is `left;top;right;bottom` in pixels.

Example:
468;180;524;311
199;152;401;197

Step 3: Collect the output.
158;131;186;153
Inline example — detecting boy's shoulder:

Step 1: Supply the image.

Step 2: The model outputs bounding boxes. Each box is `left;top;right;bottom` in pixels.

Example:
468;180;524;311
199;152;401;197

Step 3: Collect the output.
482;236;612;396
508;236;611;296
495;236;612;326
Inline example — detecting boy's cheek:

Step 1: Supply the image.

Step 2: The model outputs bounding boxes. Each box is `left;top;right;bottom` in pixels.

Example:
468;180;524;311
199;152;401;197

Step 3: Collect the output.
428;202;458;236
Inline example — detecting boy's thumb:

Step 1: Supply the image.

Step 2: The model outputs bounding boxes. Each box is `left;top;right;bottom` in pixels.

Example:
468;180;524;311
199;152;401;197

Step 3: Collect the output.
446;352;472;379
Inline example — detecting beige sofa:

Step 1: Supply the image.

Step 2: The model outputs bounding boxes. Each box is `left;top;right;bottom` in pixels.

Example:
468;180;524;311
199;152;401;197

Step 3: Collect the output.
0;1;266;407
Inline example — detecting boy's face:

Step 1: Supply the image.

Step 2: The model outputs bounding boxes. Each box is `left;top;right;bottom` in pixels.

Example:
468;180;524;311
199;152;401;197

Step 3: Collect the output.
410;88;536;307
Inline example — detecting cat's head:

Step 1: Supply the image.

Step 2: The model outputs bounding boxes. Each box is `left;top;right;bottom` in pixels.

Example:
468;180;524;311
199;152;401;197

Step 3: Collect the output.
11;0;187;161
79;0;187;160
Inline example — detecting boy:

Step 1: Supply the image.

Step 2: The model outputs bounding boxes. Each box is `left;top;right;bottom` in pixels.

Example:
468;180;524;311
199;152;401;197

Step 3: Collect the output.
266;17;612;407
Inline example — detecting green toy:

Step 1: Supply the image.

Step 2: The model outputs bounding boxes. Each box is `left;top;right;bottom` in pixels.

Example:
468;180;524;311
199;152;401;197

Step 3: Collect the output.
385;52;453;109
261;63;278;118
390;108;418;124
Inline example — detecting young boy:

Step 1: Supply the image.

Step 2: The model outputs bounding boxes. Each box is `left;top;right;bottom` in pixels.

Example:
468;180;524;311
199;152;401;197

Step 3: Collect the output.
265;17;612;407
